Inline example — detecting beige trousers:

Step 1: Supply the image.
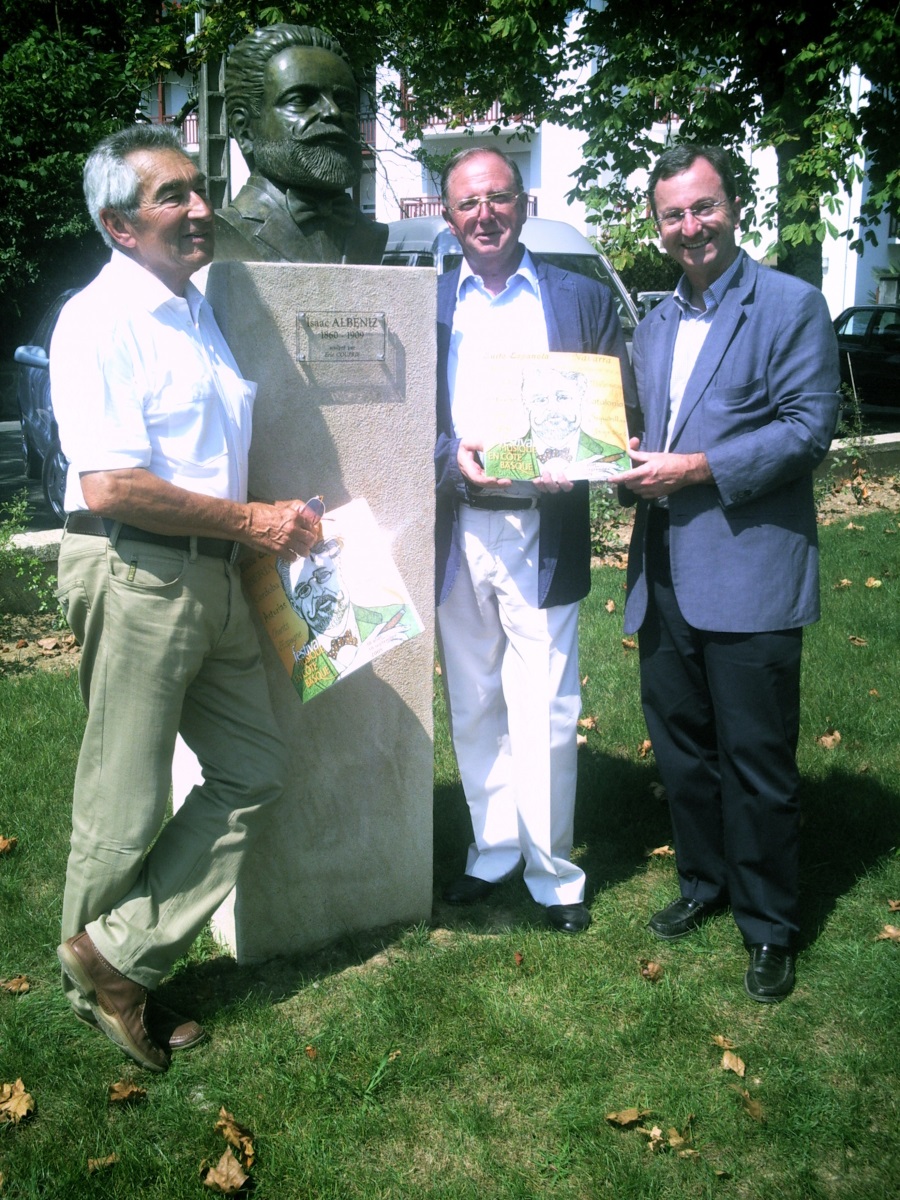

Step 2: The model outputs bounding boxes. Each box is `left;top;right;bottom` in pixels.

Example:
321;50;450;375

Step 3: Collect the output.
56;531;286;1008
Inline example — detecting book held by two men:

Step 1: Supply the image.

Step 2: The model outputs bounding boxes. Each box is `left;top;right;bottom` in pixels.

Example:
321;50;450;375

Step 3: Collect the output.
481;351;629;483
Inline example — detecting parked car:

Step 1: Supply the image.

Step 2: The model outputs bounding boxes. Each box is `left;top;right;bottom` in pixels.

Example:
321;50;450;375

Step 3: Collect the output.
382;216;639;342
635;290;672;318
833;304;900;410
13;290;78;523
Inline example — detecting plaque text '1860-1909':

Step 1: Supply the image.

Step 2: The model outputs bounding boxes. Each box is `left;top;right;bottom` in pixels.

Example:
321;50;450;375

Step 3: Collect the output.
296;312;386;362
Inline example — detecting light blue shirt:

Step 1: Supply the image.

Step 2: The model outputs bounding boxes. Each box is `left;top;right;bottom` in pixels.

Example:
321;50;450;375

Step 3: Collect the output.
447;250;549;440
666;249;745;448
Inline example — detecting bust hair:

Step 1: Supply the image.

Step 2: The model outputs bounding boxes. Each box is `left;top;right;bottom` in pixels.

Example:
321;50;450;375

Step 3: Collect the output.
647;144;740;219
84;125;188;248
225;23;354;130
440;146;525;204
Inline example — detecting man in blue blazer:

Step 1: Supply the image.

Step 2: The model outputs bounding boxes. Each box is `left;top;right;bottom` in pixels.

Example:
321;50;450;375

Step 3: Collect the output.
435;146;635;932
618;145;840;1001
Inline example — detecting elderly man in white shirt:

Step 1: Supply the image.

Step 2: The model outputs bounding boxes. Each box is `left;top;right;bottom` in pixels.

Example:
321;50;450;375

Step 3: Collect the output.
51;125;321;1072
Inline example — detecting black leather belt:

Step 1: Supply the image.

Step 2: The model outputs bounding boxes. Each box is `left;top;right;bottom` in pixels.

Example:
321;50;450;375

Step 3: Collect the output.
464;494;540;511
65;511;240;562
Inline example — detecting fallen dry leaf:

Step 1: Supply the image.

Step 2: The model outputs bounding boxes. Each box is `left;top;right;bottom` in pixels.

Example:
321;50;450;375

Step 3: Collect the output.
605;1107;650;1128
108;1080;147;1105
305;1045;317;1061
622;637;636;650
875;925;900;943
848;634;868;647
833;578;852;589
514;951;524;967
605;599;616;613
37;637;60;651
15;639;27;649
639;958;664;983
865;577;882;588
638;739;652;758
88;1154;118;1173
0;1079;35;1124
202;1149;249;1195
0;976;30;995
216;1108;255;1169
637;1124;667;1153
646;844;675;858
869;689;880;698
721;1051;746;1078
845;522;865;530
581;673;589;686
433;662;441;676
887;900;900;913
816;728;842;749
731;1085;765;1122
712;1035;736;1050
0;835;17;855
578;715;598;730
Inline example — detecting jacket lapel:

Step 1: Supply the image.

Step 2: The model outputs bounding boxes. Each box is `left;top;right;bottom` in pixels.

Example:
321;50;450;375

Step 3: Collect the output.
668;256;756;448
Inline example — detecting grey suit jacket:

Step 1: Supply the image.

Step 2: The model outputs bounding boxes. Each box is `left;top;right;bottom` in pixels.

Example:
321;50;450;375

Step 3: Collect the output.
623;252;840;635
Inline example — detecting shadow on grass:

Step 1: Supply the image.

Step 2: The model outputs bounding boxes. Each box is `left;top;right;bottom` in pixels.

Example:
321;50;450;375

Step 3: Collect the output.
797;766;900;950
160;756;898;1019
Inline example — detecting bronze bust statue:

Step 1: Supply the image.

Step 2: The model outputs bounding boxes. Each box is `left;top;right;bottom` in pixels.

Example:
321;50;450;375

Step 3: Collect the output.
215;24;388;265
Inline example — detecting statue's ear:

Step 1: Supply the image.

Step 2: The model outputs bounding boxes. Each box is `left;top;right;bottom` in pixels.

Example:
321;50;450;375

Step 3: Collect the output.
230;107;254;157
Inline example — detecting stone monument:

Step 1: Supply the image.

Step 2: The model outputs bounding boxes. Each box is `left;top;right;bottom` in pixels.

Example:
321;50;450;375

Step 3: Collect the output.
214;24;388;265
172;26;434;962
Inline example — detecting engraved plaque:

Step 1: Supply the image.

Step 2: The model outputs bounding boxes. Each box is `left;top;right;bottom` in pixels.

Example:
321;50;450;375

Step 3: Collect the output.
296;311;386;362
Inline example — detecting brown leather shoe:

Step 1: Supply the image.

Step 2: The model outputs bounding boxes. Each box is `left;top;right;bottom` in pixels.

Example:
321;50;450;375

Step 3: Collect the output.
76;995;206;1052
58;932;169;1072
148;999;206;1051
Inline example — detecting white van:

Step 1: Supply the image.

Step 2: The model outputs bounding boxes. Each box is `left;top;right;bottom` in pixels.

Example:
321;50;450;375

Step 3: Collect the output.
382;215;638;341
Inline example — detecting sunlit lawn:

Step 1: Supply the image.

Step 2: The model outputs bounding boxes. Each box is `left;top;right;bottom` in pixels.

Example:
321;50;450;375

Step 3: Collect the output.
0;506;898;1198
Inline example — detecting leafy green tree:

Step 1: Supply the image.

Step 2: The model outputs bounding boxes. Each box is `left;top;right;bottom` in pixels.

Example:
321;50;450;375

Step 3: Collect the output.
0;1;188;352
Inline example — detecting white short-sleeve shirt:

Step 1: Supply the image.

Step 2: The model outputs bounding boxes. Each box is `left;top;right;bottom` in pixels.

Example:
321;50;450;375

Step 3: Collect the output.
50;251;257;511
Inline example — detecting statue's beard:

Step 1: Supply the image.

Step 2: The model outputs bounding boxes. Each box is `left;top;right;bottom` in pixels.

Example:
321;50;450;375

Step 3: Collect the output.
253;133;361;192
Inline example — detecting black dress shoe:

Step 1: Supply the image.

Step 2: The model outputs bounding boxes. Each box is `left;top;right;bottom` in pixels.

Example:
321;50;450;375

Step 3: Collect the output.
648;896;726;940
442;875;499;905
744;944;795;1002
546;903;591;933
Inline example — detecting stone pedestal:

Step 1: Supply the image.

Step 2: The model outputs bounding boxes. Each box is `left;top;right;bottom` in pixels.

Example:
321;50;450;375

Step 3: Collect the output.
199;261;436;961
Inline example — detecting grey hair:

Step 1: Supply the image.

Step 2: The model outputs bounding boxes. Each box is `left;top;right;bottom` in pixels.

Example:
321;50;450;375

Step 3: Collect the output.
440;146;525;205
84;125;187;248
225;24;353;131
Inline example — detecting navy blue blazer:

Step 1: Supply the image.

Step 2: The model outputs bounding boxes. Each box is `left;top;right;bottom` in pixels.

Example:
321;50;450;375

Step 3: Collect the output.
623;253;841;635
436;256;636;608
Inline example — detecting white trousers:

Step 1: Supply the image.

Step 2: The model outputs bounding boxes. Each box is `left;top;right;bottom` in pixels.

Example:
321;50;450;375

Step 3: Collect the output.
436;506;585;906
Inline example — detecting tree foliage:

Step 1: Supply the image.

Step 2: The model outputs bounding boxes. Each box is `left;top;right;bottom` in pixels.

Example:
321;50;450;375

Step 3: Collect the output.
3;0;897;352
0;1;192;352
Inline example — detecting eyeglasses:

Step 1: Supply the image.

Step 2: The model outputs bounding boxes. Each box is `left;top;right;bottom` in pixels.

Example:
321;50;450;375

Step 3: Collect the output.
446;191;521;214
657;199;730;229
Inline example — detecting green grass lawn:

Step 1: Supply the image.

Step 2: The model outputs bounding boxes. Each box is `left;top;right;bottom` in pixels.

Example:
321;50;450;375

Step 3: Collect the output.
1;512;898;1198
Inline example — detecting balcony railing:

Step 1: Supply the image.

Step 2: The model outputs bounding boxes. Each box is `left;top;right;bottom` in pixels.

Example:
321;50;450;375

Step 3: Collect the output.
400;194;537;219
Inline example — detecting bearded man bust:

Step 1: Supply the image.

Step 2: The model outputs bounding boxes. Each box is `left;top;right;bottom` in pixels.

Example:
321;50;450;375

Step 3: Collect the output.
214;24;388;266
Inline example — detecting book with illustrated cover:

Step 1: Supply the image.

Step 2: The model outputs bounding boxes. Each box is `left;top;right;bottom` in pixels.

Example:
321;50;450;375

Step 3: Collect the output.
481;352;629;483
242;498;423;702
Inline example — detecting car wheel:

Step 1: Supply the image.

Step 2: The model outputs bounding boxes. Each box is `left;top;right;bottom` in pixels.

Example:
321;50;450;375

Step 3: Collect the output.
18;411;42;480
41;437;68;524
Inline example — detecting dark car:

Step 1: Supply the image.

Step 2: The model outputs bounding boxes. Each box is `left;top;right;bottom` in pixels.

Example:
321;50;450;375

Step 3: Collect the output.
13;290;78;522
833;304;900;411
